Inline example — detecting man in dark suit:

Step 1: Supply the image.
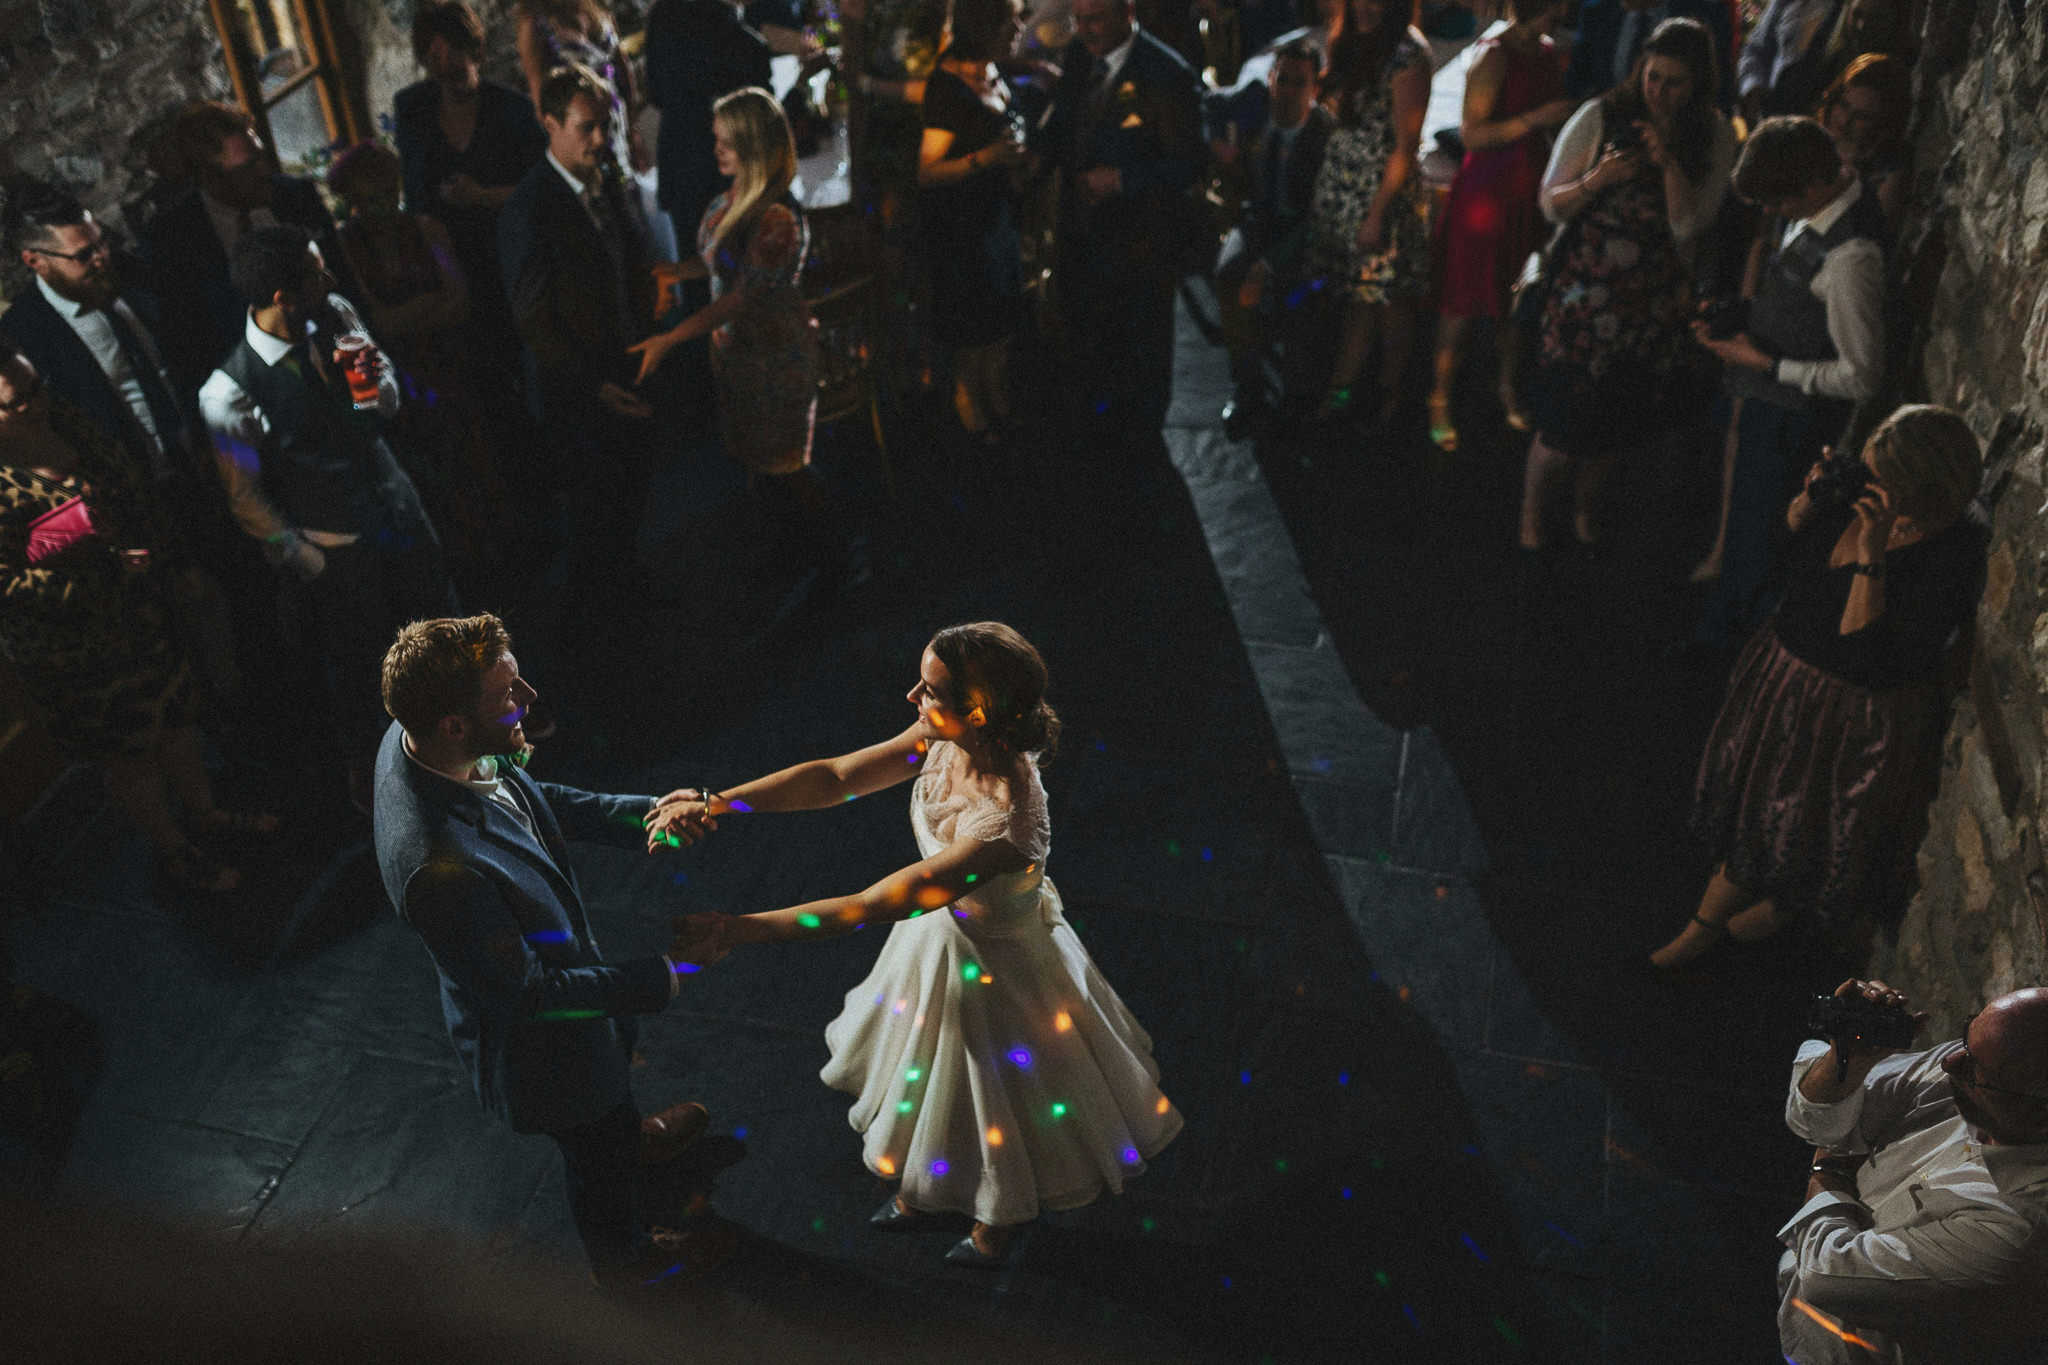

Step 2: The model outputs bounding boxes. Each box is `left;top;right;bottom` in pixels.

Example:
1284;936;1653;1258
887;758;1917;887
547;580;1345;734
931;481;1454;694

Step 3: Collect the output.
139;101;358;399
1566;0;1735;109
1211;38;1331;437
645;0;773;242
373;614;728;1287
1037;0;1204;433
499;64;662;624
4;180;247;705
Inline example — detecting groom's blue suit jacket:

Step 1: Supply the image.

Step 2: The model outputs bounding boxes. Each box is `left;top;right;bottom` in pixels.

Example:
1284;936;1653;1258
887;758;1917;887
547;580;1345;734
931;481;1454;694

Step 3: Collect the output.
372;721;671;1134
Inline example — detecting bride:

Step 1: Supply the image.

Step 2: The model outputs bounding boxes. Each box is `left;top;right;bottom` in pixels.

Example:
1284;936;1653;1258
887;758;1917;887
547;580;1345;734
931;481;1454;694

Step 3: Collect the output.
646;621;1181;1265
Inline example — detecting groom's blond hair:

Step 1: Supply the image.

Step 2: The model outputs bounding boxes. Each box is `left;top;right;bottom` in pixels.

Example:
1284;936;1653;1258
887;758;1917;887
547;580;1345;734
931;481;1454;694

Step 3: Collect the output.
382;614;513;736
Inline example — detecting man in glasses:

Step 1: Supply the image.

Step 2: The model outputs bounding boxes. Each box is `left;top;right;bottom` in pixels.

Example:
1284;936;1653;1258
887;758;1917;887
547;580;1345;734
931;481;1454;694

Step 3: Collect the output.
1777;977;2048;1363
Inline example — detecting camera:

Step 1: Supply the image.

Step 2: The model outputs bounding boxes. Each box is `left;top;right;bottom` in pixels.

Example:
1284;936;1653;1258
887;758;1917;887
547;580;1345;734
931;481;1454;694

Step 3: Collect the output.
1804;446;1872;515
1805;992;1918;1054
1699;296;1748;340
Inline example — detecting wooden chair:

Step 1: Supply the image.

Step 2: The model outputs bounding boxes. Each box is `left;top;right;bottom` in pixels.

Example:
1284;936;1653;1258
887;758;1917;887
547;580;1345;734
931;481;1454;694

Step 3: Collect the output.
809;273;892;493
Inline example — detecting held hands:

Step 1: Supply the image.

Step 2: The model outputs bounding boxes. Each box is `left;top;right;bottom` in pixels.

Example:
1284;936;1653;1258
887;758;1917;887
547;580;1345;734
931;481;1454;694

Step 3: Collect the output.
645;790;718;852
668;911;732;967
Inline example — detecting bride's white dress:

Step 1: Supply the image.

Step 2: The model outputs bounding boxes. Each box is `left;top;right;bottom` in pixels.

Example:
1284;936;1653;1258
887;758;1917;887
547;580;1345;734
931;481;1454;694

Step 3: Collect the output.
820;740;1183;1226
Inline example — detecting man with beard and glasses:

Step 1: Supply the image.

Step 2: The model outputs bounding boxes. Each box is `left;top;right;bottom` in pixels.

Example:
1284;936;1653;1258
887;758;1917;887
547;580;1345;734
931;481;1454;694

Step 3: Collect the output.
1777;977;2048;1363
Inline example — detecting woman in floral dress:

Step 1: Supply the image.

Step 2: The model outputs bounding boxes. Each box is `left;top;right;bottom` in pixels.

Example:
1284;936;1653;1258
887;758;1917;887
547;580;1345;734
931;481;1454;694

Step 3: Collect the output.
1515;17;1733;552
1301;0;1432;424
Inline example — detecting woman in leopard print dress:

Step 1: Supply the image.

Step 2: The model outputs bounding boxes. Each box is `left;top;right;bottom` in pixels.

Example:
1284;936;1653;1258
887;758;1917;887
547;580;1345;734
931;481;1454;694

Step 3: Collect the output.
0;342;270;892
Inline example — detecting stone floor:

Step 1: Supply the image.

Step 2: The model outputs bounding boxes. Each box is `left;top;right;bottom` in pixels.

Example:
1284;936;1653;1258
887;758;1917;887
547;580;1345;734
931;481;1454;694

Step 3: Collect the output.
2;282;1866;1362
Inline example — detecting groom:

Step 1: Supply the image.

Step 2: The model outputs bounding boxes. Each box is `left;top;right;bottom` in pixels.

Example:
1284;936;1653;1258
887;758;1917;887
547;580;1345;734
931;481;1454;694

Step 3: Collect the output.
372;613;728;1287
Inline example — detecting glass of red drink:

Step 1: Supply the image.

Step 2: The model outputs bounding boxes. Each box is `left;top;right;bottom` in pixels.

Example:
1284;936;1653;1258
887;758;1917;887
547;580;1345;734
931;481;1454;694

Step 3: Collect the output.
333;333;381;410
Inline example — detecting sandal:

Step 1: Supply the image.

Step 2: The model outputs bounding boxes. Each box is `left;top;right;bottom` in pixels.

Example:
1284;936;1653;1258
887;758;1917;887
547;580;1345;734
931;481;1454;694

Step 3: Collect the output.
194;808;282;839
1427;394;1459;452
164;842;241;894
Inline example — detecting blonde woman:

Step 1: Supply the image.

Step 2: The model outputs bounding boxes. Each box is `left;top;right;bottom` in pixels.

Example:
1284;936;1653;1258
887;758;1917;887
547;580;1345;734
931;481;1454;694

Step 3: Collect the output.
632;90;852;580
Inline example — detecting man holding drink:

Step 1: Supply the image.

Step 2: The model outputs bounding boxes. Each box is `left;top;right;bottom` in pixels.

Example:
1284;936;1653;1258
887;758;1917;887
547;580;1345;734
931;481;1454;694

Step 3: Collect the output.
199;224;457;812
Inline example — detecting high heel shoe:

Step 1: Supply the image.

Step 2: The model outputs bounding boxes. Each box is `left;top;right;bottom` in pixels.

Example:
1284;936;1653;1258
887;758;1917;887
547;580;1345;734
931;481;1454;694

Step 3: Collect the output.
944;1221;1013;1267
870;1193;927;1230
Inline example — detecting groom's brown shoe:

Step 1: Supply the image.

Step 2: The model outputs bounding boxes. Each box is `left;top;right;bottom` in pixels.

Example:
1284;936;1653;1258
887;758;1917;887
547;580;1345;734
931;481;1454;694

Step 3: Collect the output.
640;1101;710;1165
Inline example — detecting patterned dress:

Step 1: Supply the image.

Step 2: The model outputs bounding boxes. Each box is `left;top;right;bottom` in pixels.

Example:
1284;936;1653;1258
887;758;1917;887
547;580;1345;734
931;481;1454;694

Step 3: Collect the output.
698;191;821;475
1527;102;1696;458
0;400;197;757
1303;30;1434;304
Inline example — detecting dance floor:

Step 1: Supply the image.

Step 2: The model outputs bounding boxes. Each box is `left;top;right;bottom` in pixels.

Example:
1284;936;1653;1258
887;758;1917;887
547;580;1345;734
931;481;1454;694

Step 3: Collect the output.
4;282;1856;1361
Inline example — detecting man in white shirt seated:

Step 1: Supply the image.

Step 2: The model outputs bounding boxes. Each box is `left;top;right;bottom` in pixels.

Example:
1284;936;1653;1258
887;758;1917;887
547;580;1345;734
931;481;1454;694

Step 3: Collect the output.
1780;977;2048;1364
198;225;457;813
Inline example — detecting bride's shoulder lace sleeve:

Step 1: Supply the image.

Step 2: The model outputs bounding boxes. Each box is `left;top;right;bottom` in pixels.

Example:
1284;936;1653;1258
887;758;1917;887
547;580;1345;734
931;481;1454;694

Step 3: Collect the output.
954;758;1051;863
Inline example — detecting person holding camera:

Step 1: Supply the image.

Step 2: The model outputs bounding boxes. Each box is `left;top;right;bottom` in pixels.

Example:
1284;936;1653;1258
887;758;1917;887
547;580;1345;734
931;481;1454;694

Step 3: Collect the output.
1651;404;1985;968
1774;977;2048;1364
1690;115;1886;647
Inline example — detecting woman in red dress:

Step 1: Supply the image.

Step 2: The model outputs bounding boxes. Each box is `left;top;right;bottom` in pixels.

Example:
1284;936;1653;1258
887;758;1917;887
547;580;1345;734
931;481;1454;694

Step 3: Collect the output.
1424;0;1573;451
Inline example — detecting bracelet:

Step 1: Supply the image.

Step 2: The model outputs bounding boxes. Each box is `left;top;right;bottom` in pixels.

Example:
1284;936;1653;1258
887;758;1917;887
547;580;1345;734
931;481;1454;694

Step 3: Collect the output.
697;785;718;818
1848;561;1887;577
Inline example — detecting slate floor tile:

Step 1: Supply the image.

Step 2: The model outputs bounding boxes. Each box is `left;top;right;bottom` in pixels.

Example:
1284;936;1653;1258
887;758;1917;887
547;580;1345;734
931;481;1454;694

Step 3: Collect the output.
59;1114;296;1238
1244;641;1405;787
1324;856;1492;1052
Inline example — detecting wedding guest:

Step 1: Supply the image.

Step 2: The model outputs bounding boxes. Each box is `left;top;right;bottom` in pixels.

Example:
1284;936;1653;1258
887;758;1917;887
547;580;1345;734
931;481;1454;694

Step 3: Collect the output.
1424;0;1572;449
645;0;774;241
631;89;860;589
0;341;274;893
1652;406;1984;967
140;102;356;399
1816;53;1910;233
1300;0;1432;428
199;226;457;813
643;621;1182;1268
1738;0;1848;123
1515;17;1732;552
1692;115;1886;646
516;0;647;172
1213;38;1331;437
918;0;1032;444
1035;0;1204;433
393;1;546;344
1563;0;1734;110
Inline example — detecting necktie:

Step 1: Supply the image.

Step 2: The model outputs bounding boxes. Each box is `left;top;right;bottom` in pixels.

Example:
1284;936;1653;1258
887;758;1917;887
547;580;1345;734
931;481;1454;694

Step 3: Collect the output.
97;302;186;465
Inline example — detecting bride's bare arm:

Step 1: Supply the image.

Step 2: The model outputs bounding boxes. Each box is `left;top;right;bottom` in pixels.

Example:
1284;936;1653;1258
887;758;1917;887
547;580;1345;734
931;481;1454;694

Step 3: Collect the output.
645;722;934;846
721;834;1033;945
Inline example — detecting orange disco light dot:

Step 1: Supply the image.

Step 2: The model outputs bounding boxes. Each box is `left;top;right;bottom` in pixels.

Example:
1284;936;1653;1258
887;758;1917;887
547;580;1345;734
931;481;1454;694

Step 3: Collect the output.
1155;1096;1170;1115
986;1126;1003;1146
1787;1298;1882;1352
878;1156;897;1176
1054;1011;1072;1032
914;883;952;909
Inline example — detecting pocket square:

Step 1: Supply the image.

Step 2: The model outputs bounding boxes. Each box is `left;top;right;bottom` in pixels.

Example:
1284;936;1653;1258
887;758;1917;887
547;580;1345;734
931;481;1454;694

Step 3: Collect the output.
1119;112;1144;129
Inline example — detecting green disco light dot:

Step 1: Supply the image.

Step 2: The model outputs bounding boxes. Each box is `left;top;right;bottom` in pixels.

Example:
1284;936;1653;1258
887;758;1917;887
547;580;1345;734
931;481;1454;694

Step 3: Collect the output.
906;1067;922;1082
811;1216;826;1233
897;1100;913;1114
1373;1270;1389;1288
1050;1102;1067;1119
797;913;821;928
961;962;981;980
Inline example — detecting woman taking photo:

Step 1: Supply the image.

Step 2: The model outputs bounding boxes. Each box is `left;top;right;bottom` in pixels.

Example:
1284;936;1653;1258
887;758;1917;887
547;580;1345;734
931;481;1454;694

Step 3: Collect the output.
632;89;853;585
1424;0;1573;450
918;0;1030;446
645;622;1181;1267
0;344;273;893
1301;0;1432;427
1652;406;1986;967
1515;17;1733;553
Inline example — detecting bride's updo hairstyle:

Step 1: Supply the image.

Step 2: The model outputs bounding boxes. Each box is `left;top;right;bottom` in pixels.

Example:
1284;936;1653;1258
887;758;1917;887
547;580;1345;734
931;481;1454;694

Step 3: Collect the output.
930;621;1061;763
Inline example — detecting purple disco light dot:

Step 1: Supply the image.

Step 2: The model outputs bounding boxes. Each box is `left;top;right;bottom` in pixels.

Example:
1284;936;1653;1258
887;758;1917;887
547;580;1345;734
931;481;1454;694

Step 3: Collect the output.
931;1159;950;1176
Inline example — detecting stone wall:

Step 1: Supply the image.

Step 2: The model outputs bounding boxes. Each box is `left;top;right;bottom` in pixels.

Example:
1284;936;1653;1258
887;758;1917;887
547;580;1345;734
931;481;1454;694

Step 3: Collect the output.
0;0;526;263
1867;0;2048;1032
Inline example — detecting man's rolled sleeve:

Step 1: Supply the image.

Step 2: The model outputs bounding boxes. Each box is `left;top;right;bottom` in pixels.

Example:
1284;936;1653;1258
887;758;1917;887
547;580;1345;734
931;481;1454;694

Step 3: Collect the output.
1786;1039;1869;1147
199;368;294;547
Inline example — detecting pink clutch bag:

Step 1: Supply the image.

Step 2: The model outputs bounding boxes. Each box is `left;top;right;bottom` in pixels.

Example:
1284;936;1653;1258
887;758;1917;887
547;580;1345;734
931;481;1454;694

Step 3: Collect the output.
25;496;98;564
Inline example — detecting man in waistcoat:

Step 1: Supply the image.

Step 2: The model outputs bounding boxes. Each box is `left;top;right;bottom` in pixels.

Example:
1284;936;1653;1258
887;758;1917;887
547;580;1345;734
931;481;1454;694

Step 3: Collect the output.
199;225;458;811
1693;115;1884;647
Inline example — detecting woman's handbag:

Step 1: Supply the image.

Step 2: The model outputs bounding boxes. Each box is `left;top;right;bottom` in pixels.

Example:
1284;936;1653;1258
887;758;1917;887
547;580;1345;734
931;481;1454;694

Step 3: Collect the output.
25;496;98;564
